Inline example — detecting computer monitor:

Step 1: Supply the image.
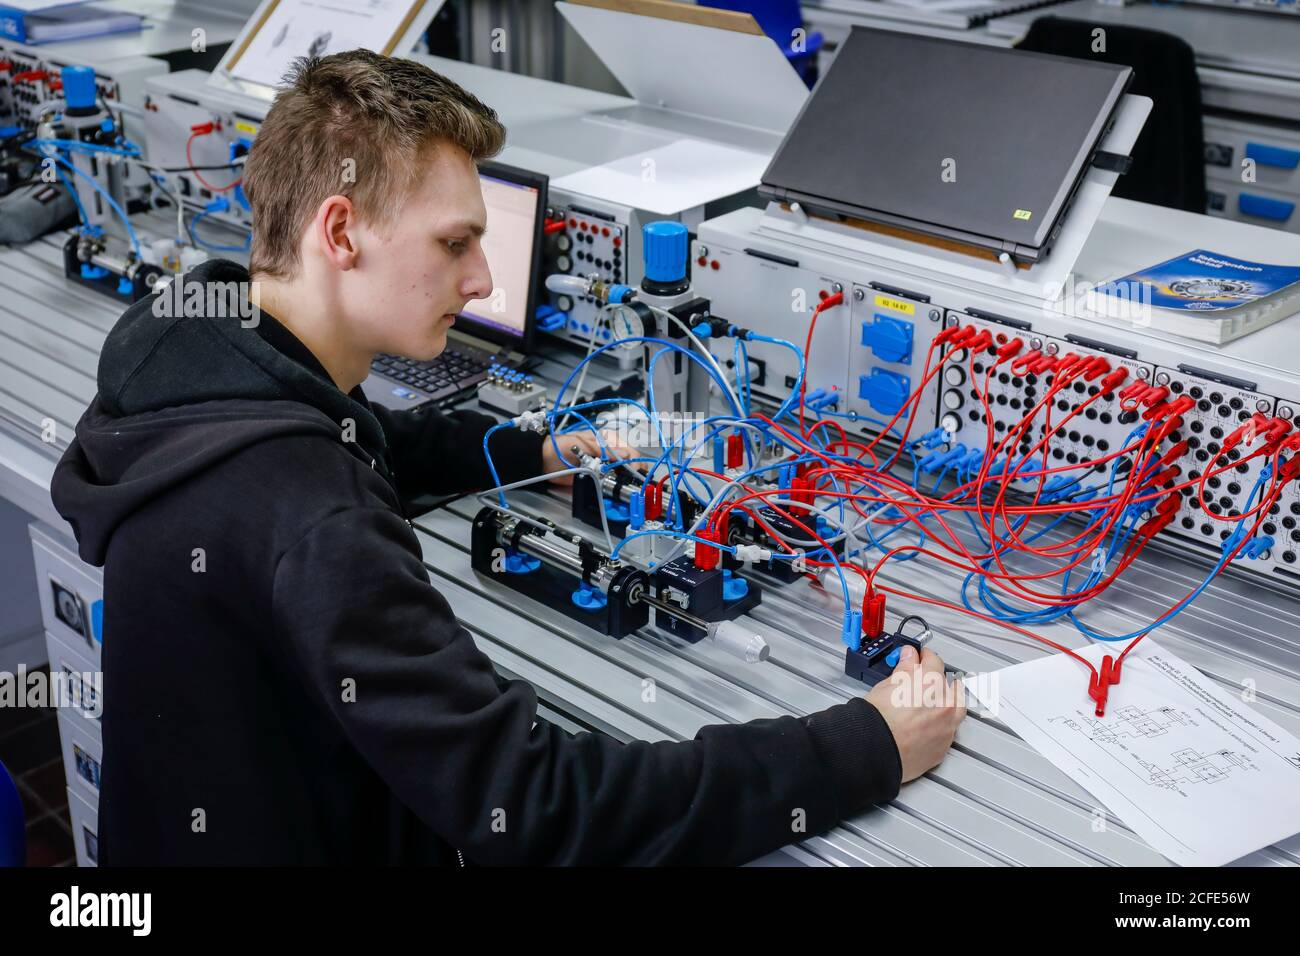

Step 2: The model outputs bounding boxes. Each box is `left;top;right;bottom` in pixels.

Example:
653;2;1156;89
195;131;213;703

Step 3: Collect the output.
456;161;547;354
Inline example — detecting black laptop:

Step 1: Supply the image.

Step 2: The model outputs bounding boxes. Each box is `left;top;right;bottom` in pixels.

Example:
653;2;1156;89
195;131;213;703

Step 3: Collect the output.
759;28;1133;263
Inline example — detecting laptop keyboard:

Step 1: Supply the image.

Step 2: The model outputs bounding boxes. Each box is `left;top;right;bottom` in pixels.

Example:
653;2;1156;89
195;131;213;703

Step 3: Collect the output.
371;345;505;399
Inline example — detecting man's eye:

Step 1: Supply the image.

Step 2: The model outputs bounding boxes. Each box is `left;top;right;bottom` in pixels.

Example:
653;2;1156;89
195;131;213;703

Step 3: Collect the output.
445;239;467;255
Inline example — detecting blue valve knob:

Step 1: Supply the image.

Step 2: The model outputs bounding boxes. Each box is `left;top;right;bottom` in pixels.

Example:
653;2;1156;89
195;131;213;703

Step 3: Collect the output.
61;65;98;113
642;221;688;284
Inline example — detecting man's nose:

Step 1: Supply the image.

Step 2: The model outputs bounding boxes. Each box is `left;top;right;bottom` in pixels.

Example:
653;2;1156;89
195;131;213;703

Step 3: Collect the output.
465;245;493;301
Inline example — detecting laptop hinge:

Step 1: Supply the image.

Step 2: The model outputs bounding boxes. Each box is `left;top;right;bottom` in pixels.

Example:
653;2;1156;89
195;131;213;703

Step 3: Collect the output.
1092;151;1133;175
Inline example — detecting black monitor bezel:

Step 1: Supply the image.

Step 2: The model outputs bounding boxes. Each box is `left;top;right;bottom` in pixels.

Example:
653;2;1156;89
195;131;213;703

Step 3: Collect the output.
457;160;548;353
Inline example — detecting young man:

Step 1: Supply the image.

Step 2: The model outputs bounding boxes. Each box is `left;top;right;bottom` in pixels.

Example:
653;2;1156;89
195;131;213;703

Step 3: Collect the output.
51;51;965;865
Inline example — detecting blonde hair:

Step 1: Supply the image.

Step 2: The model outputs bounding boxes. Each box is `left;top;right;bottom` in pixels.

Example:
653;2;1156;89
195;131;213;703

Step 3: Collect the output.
243;49;506;278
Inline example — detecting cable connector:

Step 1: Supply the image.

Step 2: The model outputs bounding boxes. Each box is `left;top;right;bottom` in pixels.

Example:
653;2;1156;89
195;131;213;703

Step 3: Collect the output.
840;610;864;653
808;390;840;411
1156;441;1190;469
1011;349;1042;376
1261;417;1294;454
945;325;977;349
1224;413;1266;454
1118;381;1149;406
512;409;549;433
693;527;720;571
189;121;216;135
1152;415;1184;444
1088;654;1121;717
934;325;961;347
1041;475;1081;503
1029;354;1058;375
862;588;886;640
1243;535;1274;560
1278;455;1300;485
733;543;772;565
1054;352;1083;375
996;338;1024;361
920;443;967;474
1082;356;1110;381
913;427;949;450
1100;367;1129;393
643;480;663;521
1150;465;1181;487
1221;525;1250;557
959;447;985;475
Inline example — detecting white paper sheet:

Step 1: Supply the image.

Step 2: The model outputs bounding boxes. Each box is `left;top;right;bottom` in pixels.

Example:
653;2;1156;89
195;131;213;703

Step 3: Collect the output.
551;138;769;216
230;0;425;89
966;641;1300;866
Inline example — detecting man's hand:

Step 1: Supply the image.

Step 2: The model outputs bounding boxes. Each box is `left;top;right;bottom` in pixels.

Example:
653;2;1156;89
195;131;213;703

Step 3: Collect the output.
866;645;966;783
541;431;639;486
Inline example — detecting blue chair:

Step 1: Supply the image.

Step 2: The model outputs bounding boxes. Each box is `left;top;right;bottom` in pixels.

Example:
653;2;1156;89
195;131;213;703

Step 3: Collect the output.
0;759;25;866
700;0;824;87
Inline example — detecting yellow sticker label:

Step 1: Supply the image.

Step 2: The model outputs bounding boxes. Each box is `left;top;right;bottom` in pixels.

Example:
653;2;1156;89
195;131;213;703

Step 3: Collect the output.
873;295;914;316
1013;209;1033;221
234;121;259;136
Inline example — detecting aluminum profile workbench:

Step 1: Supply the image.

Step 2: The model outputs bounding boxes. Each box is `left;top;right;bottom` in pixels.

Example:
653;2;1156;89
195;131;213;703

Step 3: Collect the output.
3;231;1300;866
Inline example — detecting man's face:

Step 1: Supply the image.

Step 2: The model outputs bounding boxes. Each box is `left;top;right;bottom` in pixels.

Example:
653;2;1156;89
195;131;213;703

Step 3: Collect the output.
345;141;493;361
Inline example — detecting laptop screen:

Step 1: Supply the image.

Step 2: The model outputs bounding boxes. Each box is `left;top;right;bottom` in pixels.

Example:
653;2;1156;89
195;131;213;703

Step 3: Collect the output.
760;28;1131;260
456;162;547;352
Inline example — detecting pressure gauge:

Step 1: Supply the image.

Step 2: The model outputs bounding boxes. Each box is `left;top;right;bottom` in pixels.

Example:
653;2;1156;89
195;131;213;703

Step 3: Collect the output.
606;303;644;349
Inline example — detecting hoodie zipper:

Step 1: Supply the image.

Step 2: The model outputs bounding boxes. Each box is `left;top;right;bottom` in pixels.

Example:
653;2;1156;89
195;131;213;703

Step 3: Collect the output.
456;848;466;867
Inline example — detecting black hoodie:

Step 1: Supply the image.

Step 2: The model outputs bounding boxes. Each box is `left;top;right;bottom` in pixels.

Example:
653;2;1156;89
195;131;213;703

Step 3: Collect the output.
50;258;902;865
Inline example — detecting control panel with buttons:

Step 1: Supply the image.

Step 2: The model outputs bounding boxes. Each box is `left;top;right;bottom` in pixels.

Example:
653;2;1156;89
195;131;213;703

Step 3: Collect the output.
540;206;627;346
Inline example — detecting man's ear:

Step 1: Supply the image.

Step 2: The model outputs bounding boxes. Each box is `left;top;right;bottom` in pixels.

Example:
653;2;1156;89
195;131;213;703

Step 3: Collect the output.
313;194;359;271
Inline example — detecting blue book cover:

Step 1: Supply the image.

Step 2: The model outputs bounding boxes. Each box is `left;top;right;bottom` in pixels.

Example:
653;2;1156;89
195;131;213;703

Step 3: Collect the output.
1097;249;1300;313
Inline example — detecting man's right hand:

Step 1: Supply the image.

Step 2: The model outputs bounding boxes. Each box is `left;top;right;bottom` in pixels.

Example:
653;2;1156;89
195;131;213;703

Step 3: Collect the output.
866;645;966;783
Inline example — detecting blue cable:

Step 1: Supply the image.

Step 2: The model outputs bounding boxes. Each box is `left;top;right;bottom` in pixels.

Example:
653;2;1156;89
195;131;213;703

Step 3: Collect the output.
187;210;251;253
49;153;141;255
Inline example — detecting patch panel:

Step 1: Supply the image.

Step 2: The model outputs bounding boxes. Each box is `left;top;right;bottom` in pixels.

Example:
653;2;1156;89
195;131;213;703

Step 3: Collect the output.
938;313;1155;480
0;42;164;131
539;203;629;344
1157;370;1272;546
693;205;1300;592
697;247;853;406
935;317;1295;580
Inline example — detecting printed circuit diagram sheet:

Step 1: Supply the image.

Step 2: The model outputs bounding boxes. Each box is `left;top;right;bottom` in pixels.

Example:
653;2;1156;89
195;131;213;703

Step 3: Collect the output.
967;641;1300;865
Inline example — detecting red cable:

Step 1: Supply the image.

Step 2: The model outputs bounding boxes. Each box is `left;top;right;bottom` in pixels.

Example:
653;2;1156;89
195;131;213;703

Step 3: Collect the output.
186;128;242;193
